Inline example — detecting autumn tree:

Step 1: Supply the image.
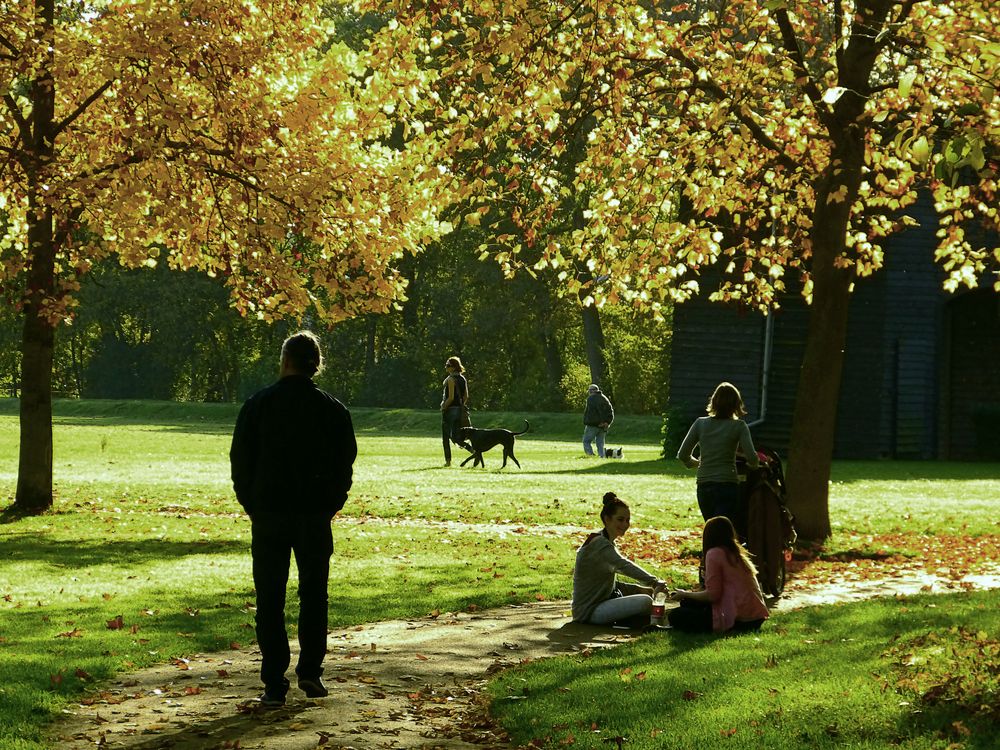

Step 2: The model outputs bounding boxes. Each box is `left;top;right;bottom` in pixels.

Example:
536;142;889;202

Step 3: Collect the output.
367;0;999;539
0;0;450;513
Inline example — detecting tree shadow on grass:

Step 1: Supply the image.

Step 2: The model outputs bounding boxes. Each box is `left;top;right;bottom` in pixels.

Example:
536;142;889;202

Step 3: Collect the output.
520;458;683;477
81;706;316;750
2;532;247;568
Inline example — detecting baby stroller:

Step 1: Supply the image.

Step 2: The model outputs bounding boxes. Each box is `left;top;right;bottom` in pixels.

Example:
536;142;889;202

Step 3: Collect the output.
738;448;796;597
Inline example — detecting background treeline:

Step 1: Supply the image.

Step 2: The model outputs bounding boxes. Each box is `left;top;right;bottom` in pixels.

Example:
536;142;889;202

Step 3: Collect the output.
0;232;671;414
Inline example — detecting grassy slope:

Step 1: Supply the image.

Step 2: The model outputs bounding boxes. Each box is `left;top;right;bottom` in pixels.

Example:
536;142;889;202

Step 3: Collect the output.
1;399;998;749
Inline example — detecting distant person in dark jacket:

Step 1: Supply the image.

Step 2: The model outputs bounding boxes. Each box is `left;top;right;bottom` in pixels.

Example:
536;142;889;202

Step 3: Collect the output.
583;384;614;458
230;330;357;708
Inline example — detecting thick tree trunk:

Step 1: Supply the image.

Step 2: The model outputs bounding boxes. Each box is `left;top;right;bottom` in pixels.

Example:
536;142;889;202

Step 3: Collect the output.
785;140;865;540
15;213;57;513
16;300;56;513
785;252;853;540
781;0;892;541
580;302;611;400
13;0;57;514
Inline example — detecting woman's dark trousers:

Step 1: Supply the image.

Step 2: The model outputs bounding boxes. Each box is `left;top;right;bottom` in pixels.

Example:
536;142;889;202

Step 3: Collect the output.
442;406;461;462
251;512;333;697
667;598;714;633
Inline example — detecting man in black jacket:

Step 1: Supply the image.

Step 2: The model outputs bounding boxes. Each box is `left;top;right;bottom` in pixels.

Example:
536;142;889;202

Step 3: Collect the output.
582;383;615;458
230;331;357;708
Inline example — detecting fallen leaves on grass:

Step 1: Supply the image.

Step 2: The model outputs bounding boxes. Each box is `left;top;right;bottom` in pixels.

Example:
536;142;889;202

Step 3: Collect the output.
617;530;1000;591
882;626;1000;722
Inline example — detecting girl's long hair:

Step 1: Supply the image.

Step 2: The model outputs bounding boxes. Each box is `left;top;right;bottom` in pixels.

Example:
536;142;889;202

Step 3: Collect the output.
707;382;747;419
702;516;758;576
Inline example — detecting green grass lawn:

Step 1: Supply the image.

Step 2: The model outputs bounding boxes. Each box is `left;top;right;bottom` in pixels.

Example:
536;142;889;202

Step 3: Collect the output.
1;399;998;749
490;590;999;749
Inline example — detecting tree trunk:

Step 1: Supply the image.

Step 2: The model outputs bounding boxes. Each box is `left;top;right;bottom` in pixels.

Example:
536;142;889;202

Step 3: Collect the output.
784;255;853;540
13;0;57;514
785;141;865;541
16;293;56;513
15;210;57;513
782;0;892;541
580;302;611;400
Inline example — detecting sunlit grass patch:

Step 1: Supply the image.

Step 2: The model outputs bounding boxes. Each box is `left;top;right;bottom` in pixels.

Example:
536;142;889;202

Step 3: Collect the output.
488;590;1000;750
1;400;999;750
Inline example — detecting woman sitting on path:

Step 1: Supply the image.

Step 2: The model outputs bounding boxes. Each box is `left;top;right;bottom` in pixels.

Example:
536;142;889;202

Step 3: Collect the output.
668;516;769;634
677;381;759;528
572;492;666;626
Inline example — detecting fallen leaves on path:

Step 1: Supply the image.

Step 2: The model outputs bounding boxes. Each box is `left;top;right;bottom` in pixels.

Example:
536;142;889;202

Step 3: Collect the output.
614;530;1000;590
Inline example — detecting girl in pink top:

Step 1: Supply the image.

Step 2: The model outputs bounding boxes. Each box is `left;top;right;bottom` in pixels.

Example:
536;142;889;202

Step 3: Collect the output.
667;516;769;633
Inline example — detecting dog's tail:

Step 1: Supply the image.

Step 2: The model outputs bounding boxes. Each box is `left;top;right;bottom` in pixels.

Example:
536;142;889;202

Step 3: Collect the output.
514;420;530;436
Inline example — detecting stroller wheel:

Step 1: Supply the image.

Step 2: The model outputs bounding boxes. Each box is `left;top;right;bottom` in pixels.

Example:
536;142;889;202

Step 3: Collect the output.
772;556;786;597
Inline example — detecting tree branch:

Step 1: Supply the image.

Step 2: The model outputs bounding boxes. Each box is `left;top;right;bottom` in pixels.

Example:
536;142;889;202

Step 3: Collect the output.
202;166;299;213
666;50;803;173
52;80;116;138
834;0;844;70
3;92;32;142
774;9;836;130
0;32;19;57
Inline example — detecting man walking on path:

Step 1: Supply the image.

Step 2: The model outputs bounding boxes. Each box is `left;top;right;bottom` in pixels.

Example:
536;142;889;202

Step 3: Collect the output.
230;330;357;707
582;384;614;458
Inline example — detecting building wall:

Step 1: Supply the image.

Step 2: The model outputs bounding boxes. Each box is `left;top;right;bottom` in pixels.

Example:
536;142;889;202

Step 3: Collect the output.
667;193;959;460
666;188;1000;460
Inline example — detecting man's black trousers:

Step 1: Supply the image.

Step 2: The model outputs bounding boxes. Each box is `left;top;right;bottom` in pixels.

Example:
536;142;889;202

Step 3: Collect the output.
251;511;333;696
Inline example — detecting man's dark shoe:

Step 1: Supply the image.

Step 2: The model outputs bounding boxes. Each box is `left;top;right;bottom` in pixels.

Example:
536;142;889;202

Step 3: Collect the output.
298;677;329;698
258;689;286;708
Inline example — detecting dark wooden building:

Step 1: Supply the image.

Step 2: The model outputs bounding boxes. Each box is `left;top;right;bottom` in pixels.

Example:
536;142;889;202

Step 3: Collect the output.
668;195;1000;460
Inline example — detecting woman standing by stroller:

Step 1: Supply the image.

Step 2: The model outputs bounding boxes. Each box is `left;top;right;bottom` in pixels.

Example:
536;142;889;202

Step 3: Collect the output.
668;516;768;634
677;381;759;526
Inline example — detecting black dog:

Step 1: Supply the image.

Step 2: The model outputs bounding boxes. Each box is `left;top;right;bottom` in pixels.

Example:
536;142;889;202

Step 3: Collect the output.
457;420;530;469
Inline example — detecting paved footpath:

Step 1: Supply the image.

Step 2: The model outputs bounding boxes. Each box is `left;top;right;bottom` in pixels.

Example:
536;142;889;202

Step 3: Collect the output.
52;570;1000;750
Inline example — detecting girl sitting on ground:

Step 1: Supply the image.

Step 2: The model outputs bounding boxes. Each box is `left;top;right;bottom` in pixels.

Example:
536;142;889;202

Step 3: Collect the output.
668;515;769;634
572;492;666;626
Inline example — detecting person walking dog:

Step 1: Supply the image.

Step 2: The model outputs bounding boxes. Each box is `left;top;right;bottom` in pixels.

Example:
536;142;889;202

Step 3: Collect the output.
230;331;357;708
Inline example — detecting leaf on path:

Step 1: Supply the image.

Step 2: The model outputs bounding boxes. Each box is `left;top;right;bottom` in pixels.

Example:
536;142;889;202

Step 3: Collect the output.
414;653;429;661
